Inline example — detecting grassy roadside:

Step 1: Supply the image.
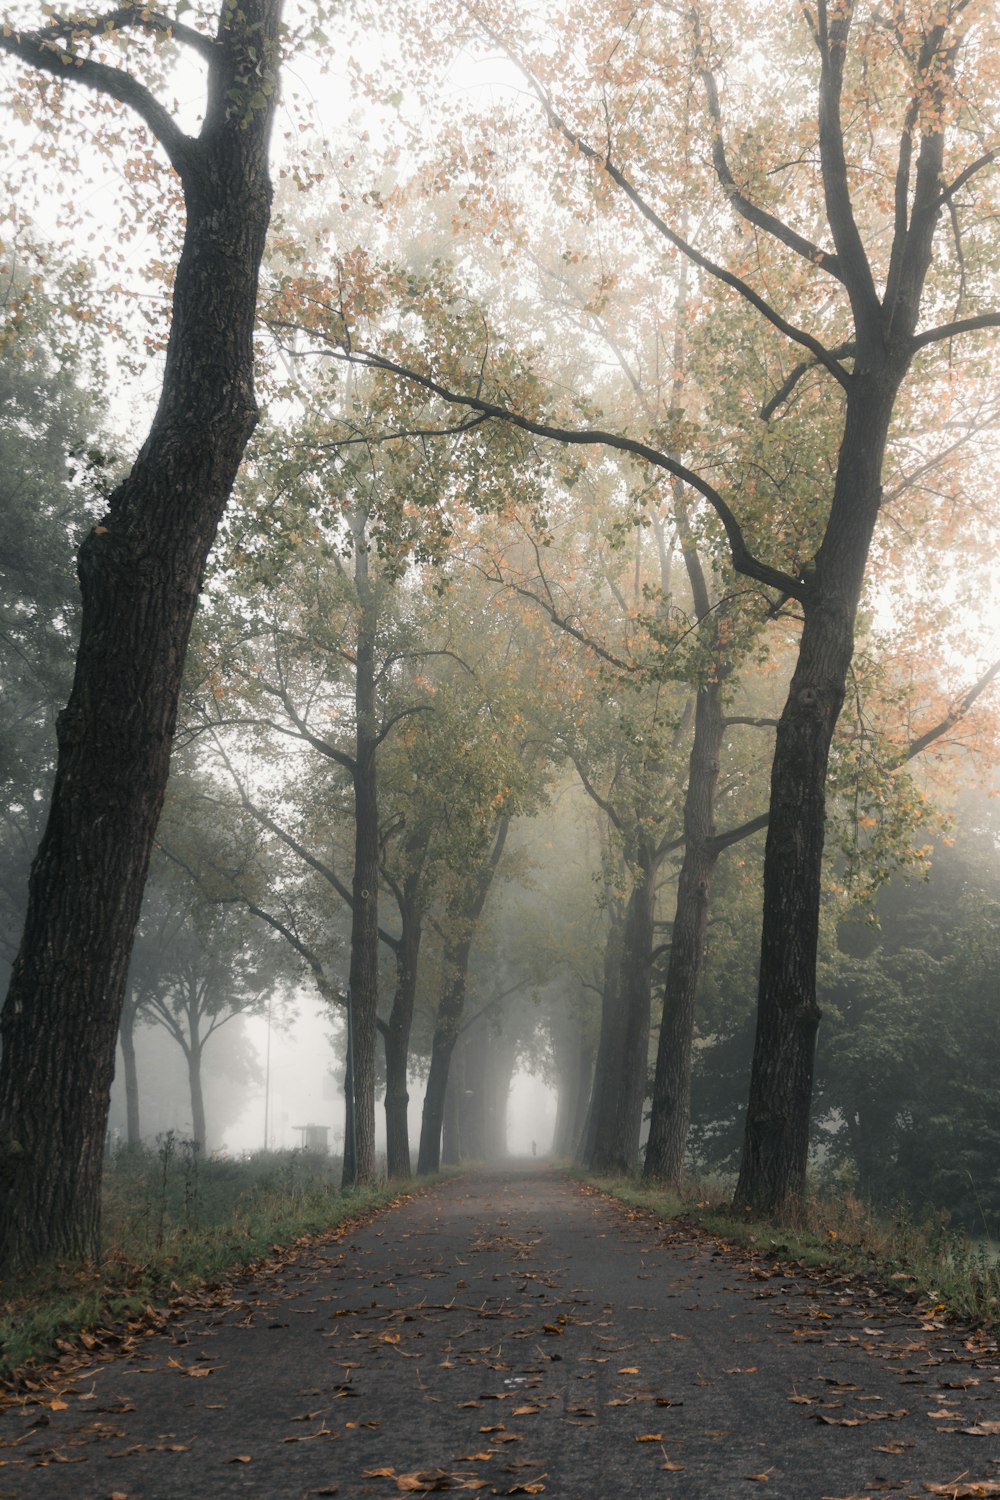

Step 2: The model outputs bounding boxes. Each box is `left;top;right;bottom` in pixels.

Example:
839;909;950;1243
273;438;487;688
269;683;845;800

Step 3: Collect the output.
577;1173;1000;1330
0;1144;433;1386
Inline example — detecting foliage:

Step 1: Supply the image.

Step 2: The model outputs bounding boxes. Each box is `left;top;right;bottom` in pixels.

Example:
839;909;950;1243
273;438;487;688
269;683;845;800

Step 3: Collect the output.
0;243;110;983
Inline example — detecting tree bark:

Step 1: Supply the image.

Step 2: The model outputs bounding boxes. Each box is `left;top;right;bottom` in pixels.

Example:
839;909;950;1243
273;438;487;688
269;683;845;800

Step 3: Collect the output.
0;2;283;1273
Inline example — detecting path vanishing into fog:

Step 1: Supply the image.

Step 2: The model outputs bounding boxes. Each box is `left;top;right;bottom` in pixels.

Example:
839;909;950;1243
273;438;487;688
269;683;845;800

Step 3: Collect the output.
3;1168;1000;1499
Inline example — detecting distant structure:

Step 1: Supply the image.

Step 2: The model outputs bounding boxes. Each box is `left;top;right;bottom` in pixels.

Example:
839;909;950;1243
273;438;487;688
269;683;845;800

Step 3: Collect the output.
292;1124;330;1154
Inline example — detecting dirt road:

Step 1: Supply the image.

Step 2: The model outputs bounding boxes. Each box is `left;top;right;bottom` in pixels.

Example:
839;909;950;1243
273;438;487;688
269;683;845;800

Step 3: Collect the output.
2;1167;999;1498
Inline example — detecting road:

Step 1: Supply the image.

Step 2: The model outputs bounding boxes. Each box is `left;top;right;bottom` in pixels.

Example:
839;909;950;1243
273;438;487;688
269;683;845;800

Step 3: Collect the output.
2;1167;999;1498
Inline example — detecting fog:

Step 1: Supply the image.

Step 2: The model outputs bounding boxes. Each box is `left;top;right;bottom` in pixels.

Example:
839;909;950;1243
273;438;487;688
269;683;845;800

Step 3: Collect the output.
108;989;560;1164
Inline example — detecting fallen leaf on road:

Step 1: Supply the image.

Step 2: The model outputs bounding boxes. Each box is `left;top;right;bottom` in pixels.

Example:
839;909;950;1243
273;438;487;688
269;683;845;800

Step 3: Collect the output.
954;1424;1000;1436
924;1484;1000;1498
618;1367;639;1375
633;1434;663;1443
396;1470;458;1492
745;1474;770;1482
226;1455;252;1464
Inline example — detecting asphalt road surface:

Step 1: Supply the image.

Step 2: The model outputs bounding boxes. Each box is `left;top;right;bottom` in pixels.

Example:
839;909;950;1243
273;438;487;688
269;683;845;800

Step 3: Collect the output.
2;1166;999;1498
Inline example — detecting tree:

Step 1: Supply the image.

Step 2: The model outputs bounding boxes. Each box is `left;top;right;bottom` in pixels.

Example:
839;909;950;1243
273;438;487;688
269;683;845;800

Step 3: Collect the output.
128;861;280;1152
0;1;285;1272
329;0;1000;1212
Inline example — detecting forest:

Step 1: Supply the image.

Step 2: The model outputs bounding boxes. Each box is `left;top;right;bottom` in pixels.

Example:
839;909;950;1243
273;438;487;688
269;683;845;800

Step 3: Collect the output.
1;0;1000;1286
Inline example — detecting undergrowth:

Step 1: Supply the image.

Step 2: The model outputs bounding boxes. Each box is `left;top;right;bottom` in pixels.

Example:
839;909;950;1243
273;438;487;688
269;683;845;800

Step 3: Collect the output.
0;1140;415;1384
583;1172;1000;1329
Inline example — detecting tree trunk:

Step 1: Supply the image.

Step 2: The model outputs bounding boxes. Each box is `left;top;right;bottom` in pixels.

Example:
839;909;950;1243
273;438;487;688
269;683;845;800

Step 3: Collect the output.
343;536;380;1189
578;911;623;1166
417;936;472;1175
588;855;657;1175
442;1046;463;1166
187;1039;207;1154
644;678;725;1184
0;2;283;1273
118;990;142;1150
382;872;423;1180
553;1016;596;1160
455;1032;484;1161
735;380;900;1215
416;819;509;1176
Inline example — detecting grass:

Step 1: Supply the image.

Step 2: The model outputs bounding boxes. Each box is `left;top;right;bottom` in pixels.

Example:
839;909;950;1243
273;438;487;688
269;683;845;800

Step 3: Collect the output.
579;1172;1000;1329
0;1139;421;1386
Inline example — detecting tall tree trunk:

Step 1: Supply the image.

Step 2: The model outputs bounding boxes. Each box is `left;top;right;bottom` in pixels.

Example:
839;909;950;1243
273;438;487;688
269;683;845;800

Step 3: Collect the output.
118;990;142;1150
455;1032;484;1161
442;1046;464;1167
578;911;623;1166
382;868;424;1180
644;678;726;1184
418;936;473;1175
343;534;380;1189
186;1039;207;1154
553;1015;596;1160
417;818;510;1176
736;380;900;1214
0;2;283;1273
588;855;657;1175
486;1033;518;1160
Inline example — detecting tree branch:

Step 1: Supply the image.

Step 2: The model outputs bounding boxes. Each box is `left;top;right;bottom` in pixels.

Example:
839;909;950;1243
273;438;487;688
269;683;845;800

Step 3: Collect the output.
899;657;1000;763
693;15;842;282
44;7;219;63
910;312;1000;353
275;334;804;602
0;18;195;178
707;810;770;854
474;19;851;387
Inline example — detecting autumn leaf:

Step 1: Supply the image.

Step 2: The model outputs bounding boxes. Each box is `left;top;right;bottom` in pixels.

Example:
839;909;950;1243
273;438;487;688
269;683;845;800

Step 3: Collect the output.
924;1485;1000;1498
633;1433;663;1443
